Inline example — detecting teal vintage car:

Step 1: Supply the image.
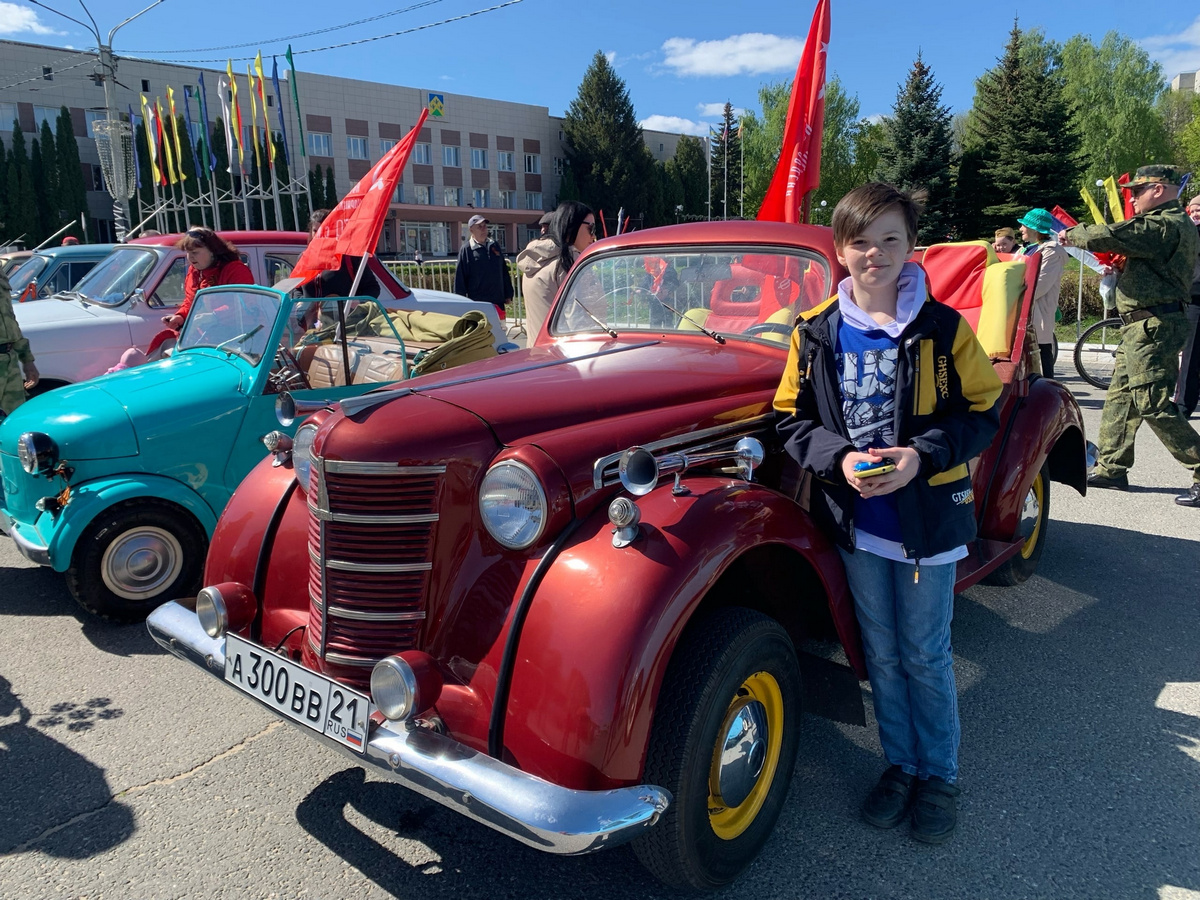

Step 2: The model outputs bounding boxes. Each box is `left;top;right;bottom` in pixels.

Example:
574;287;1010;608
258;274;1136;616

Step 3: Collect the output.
0;283;496;620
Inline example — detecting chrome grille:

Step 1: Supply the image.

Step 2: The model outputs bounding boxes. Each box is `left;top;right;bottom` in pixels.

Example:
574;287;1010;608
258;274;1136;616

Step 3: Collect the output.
306;458;444;684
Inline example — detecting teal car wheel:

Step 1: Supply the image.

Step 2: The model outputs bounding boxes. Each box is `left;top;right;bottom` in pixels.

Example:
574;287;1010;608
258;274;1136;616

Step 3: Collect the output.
66;499;207;622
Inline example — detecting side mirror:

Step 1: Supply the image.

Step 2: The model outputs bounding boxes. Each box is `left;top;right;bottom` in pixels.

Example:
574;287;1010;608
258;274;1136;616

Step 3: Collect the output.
129;288;146;306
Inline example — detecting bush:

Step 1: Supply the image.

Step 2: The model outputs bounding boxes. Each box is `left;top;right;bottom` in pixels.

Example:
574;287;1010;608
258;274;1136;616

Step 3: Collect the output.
1056;265;1106;325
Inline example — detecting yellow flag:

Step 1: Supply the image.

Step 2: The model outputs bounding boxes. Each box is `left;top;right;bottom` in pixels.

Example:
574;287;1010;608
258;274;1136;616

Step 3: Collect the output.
254;51;274;167
157;98;177;185
247;65;262;170
227;60;244;167
167;86;187;182
1080;184;1104;226
140;94;162;186
1103;176;1125;223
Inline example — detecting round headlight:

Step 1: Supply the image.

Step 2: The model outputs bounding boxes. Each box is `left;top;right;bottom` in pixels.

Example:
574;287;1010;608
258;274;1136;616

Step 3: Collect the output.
195;586;228;638
371;656;418;722
479;461;547;550
293;423;318;491
18;432;58;476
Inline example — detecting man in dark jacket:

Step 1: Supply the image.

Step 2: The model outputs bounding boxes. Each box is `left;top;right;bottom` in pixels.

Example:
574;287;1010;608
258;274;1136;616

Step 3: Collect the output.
1060;165;1200;506
454;215;513;314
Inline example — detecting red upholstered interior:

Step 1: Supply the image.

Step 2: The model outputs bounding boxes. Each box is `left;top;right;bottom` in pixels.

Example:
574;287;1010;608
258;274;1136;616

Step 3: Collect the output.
920;243;988;330
705;256;821;332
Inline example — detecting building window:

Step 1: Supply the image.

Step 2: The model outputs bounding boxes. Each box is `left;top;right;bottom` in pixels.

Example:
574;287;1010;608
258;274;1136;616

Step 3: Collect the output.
267;95;274;107
442;145;460;167
392;183;404;203
0;102;15;130
524;153;540;175
379;138;397;155
347;136;369;160
470;148;487;169
90;164;103;190
413;142;432;164
413;185;432;205
141;79;150;92
33;106;57;129
42;67;52;81
499;190;515;209
308;132;333;156
659;143;664;152
443;186;462;206
525;192;543;210
553;156;565;176
473;188;489;208
497;151;514;172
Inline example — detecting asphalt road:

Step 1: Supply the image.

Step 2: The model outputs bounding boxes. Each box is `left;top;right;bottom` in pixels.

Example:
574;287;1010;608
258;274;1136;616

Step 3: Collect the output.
1;368;1198;900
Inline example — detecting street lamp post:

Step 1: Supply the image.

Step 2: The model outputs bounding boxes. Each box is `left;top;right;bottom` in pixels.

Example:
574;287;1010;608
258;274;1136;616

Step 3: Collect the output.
1096;178;1108;223
674;204;683;224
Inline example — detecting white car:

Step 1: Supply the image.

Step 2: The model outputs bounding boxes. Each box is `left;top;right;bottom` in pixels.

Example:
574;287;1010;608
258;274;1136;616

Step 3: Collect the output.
16;231;506;391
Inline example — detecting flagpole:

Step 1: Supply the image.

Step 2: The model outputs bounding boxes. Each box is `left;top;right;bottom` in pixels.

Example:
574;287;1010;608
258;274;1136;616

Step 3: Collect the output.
723;123;728;220
707;127;712;221
739;116;744;218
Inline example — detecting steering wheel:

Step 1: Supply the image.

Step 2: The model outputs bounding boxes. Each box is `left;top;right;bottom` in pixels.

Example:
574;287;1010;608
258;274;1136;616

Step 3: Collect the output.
269;345;310;392
742;322;794;338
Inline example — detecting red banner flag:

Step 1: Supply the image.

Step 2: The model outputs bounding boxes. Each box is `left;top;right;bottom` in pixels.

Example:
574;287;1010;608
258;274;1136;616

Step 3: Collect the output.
1118;172;1135;221
291;108;430;286
757;0;831;223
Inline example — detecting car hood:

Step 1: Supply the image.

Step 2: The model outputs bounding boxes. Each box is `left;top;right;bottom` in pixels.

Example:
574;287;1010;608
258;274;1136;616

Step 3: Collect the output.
1;379;139;461
14;296;109;328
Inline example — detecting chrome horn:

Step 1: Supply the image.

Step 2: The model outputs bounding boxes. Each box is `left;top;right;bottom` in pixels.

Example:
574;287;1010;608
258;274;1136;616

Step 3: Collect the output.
618;436;765;497
275;391;337;427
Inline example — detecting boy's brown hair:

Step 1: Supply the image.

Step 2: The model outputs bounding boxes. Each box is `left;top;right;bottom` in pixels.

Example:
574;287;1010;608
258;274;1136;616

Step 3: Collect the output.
831;182;925;249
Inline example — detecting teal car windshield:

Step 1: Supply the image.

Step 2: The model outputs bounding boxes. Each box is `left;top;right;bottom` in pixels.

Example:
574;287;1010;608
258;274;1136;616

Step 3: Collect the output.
74;248;158;305
7;255;49;293
178;289;281;365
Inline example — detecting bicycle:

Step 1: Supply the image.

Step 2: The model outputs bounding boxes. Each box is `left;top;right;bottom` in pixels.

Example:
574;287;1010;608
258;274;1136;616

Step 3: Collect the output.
1073;317;1122;389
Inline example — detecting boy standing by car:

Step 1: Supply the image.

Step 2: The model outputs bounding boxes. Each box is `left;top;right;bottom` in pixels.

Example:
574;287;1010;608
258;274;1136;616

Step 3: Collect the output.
773;183;1001;843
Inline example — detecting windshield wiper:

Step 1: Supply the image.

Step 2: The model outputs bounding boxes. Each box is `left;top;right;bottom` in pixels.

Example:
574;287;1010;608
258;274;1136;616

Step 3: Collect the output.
656;297;726;344
59;290;87;302
216;323;264;353
570;298;618;339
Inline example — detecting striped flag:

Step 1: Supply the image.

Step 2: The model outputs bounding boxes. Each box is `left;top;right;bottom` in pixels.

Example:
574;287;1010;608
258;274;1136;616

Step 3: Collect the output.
254;52;275;168
247;64;262;170
270;57;291;166
156;98;177;185
140;94;162;186
197;72;216;174
180;84;202;180
167;86;187;182
217;75;237;176
227;60;245;169
128;104;142;190
285;45;306;159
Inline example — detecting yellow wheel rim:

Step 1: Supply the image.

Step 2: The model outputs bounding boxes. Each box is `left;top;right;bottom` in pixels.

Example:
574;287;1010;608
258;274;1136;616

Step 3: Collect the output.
1019;472;1045;560
707;671;785;841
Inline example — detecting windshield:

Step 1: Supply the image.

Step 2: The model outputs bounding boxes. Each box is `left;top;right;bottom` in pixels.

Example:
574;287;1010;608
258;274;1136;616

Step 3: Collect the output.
7;256;49;294
550;249;831;343
177;288;281;365
72;247;158;305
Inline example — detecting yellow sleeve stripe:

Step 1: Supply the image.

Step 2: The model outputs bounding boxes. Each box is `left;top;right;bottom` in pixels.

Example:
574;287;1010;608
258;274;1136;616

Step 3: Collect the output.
952;317;1002;413
772;325;805;416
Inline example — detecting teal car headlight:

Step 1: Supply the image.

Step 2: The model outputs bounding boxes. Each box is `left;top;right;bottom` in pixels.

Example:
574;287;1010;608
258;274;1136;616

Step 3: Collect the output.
293;423;318;491
18;432;58;476
479;461;547;550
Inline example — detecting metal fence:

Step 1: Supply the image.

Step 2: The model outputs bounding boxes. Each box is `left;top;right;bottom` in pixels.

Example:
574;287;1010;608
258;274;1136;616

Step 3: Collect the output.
386;260;527;324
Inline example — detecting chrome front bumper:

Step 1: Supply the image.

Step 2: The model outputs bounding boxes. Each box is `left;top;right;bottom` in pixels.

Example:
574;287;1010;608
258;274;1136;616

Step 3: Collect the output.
0;508;51;566
146;601;671;855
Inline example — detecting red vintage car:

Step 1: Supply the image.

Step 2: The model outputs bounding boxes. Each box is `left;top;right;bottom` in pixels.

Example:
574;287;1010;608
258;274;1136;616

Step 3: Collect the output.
148;221;1089;890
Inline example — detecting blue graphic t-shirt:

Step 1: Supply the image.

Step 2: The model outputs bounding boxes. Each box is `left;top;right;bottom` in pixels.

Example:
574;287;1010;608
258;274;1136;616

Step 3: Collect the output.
835;320;903;543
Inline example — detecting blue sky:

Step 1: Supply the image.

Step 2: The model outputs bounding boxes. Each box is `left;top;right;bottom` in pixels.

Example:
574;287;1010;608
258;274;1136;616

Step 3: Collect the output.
3;0;1199;136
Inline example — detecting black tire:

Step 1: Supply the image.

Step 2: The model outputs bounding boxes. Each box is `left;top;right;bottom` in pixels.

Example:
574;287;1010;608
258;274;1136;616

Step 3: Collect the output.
66;499;207;622
632;608;802;891
983;463;1050;587
1073;317;1123;389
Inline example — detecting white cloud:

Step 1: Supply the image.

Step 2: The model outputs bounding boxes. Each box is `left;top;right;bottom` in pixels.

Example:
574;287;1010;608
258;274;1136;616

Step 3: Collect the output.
0;2;61;35
605;50;617;64
639;115;710;137
697;102;746;118
1139;15;1200;79
661;33;804;77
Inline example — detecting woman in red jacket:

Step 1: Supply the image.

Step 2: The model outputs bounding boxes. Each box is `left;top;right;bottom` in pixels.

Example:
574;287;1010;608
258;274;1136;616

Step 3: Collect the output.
162;227;254;330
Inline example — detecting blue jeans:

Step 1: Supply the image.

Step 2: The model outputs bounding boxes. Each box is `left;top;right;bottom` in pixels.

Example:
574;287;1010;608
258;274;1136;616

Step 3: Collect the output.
838;548;960;783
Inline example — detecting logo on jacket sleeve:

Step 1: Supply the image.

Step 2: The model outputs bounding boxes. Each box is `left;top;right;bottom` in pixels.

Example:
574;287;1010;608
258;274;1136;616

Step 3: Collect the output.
936;355;950;399
952;487;974;505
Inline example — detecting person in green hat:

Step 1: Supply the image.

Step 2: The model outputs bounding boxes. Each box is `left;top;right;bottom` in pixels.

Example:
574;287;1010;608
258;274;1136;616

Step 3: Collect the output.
1018;208;1068;377
1059;164;1200;507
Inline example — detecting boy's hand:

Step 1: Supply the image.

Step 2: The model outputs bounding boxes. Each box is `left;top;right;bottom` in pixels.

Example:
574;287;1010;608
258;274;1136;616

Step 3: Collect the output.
842;446;921;498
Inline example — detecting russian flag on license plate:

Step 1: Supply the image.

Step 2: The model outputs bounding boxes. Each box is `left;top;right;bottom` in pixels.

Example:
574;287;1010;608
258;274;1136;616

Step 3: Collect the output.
346;731;363;748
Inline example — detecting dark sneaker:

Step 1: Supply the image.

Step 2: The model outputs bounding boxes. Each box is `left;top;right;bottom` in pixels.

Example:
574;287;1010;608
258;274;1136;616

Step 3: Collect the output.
1175;484;1200;508
1087;471;1129;491
910;776;961;844
862;765;916;829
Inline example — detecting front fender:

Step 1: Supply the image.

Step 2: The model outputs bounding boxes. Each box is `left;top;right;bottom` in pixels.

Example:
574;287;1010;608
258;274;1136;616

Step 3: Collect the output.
502;476;856;790
43;473;219;572
981;376;1086;542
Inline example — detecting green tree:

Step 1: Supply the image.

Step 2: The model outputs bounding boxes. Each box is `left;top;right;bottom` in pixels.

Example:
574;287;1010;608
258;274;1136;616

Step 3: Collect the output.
708;102;743;219
7;123;40;245
323;165;337;209
273;134;300;231
209;118;240;229
36;120;60;236
740;81;791;218
659;158;685;223
810;76;879;217
556;164;581;204
876;54;956;243
670;135;707;219
1160;89;1198;167
1059;32;1171;184
1179;94;1200;175
307;167;323;217
55;107;86;239
563;51;655;221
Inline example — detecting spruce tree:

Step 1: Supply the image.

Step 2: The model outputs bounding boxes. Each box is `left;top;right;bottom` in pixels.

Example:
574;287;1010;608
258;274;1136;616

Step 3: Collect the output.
31;135;49;241
324;165;337;209
209;119;238;229
563;51;655;221
876;54;956;243
307;167;323;217
273;134;296;231
37;120;60;235
55;108;87;238
708;102;743;219
671;135;708;220
8;124;40;245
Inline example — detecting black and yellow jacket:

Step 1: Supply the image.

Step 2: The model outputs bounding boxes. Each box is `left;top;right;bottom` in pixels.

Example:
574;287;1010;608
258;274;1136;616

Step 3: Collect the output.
773;295;1002;559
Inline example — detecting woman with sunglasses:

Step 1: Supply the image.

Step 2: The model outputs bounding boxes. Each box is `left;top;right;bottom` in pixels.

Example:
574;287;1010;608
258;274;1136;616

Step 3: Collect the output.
516;201;596;343
163;227;254;331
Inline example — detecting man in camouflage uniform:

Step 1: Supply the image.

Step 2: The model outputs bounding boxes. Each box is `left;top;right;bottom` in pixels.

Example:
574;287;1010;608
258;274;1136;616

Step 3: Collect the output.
0;272;39;415
1060;165;1200;507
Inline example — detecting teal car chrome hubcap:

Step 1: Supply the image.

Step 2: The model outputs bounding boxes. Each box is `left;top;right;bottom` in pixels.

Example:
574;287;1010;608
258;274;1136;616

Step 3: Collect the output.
101;526;184;600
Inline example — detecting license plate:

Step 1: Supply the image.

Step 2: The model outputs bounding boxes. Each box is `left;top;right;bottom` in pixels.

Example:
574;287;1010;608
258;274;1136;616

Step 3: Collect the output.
224;634;371;752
